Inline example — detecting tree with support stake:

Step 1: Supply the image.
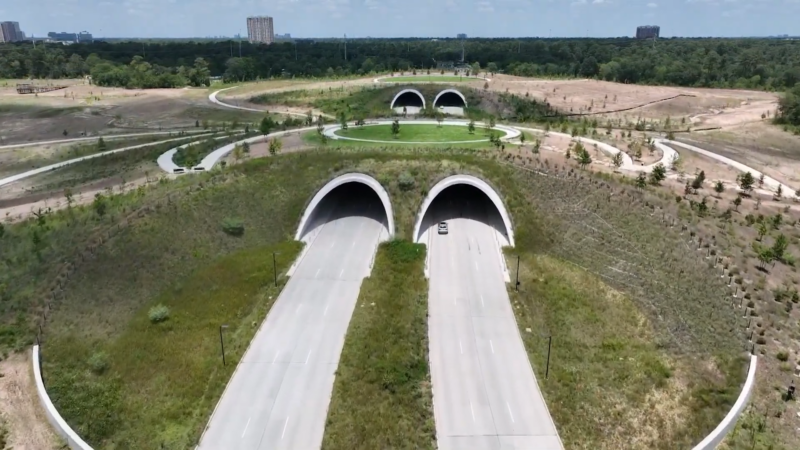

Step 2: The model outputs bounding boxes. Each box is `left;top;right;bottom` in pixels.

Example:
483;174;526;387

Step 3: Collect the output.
219;324;229;366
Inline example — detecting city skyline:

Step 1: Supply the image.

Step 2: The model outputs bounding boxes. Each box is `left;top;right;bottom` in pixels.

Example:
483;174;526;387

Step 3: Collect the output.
1;0;799;39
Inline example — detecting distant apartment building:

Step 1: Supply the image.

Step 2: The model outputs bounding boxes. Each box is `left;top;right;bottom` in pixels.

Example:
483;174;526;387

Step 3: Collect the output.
1;21;25;42
636;25;660;39
48;31;93;42
247;16;274;44
457;33;467;39
274;33;292;40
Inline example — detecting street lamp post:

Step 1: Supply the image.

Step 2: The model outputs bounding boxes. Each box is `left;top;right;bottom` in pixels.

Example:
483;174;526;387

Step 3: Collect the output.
273;252;281;287
219;324;229;366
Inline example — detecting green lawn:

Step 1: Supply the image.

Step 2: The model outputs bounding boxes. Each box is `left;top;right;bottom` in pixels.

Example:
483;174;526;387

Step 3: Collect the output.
335;124;493;142
323;240;434;449
380;76;479;83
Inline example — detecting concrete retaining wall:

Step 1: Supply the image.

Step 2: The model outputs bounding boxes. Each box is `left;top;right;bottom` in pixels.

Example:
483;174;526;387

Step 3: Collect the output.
692;355;758;450
32;345;93;449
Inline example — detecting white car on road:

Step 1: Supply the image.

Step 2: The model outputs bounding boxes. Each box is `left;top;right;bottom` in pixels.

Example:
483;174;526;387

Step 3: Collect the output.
438;222;448;235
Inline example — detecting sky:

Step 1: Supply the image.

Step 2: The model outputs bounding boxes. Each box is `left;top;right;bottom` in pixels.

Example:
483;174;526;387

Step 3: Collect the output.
1;0;799;39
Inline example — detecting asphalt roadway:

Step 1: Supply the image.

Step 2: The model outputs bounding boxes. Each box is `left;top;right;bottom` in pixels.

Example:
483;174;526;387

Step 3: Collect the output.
198;184;386;450
424;187;563;450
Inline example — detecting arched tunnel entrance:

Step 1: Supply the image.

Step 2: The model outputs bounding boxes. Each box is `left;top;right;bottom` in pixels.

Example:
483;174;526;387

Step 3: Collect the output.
433;89;467;116
390;89;425;115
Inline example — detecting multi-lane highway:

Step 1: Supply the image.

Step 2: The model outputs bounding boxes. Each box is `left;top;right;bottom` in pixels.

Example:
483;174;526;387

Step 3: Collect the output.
424;188;563;450
198;185;386;450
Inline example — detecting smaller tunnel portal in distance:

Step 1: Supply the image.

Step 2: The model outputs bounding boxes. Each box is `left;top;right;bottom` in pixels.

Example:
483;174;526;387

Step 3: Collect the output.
299;182;389;241
390;89;425;109
433;90;467;108
417;183;509;245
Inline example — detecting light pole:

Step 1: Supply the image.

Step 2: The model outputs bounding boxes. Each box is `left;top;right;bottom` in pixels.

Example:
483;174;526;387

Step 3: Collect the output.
545;335;552;379
273;252;281;287
219;324;229;365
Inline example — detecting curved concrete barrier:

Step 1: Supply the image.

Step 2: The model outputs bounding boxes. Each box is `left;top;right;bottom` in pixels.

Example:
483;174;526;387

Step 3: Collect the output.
155;133;246;173
692;355;758;450
295;172;395;241
32;345;93;450
0;133;214;188
413;174;515;246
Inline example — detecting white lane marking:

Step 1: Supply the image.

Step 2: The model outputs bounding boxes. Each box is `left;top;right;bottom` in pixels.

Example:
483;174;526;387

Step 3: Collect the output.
351;241;355;248
474;261;479;270
480;295;484;308
507;402;515;423
490;340;495;354
273;350;280;363
315;268;321;278
241;417;251;438
330;241;335;249
305;350;311;364
281;417;289;440
339;268;344;278
470;401;475;422
459;340;463;354
296;304;302;315
454;297;457;305
324;303;329;316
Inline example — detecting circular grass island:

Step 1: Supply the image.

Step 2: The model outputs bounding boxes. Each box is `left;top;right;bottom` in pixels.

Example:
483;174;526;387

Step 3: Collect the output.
332;123;505;144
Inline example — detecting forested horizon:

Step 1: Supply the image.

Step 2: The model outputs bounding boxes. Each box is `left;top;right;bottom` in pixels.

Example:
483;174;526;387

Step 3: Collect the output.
2;38;800;90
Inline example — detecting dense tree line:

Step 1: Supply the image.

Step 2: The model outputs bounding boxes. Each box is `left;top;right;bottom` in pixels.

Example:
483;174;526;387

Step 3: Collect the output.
2;38;799;91
776;85;800;127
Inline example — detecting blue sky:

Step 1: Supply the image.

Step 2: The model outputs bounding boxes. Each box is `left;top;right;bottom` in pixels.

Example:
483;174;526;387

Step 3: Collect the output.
2;0;798;38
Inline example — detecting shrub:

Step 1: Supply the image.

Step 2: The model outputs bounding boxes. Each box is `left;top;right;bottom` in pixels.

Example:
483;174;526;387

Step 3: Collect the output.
747;300;755;308
398;172;416;191
756;337;767;345
221;218;245;236
88;351;110;375
776;351;789;361
148;304;170;324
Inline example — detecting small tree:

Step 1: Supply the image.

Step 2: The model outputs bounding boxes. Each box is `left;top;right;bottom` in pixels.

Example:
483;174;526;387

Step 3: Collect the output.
575;142;591;168
649;163;667;185
772;234;789;262
757;222;768;241
242;141;251;154
306;110;314;126
64;187;74;208
775;184;783;200
732;195;742;211
752;242;774;270
738;172;755;194
612;152;623;170
670;153;682;172
202;119;209;130
260;116;274;139
635;172;647;189
532;139;541;156
691;170;706;191
488;116;496;129
520;133;526;144
714;180;724;197
391;119;400;138
467;120;476;134
435;111;444;127
97;137;106;151
758;172;765;188
316;116;325;136
63;129;68;137
269;137;283;155
339;111;348;130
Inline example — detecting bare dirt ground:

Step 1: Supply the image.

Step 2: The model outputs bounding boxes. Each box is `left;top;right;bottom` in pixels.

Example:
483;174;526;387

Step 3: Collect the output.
0;351;62;450
488;74;779;125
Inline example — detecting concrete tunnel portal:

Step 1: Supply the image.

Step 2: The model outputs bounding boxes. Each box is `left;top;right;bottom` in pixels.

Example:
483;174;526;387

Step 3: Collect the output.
296;173;394;243
390;89;426;110
433;89;468;108
414;175;514;247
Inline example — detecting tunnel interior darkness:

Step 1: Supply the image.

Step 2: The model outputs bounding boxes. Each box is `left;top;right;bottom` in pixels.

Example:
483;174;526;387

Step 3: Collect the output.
299;182;389;241
434;91;467;108
416;184;508;243
391;91;424;109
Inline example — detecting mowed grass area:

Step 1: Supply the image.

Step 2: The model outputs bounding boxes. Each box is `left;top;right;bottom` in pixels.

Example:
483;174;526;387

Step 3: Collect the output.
46;242;301;447
302;130;493;149
380;76;480;83
323;240;434;449
334;124;492;142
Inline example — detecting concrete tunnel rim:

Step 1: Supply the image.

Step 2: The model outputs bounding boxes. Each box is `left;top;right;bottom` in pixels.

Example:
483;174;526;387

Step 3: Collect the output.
390;89;426;110
413;174;515;247
295;172;395;241
433;88;468;108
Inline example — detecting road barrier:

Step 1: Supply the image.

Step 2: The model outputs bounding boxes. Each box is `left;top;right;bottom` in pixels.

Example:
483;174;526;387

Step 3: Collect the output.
32;345;94;450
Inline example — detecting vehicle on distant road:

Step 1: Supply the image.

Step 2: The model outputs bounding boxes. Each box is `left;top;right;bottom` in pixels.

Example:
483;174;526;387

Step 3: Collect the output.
438;222;448;235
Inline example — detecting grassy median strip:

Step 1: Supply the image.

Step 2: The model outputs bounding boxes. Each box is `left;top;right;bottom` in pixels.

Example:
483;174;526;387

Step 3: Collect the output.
322;240;435;450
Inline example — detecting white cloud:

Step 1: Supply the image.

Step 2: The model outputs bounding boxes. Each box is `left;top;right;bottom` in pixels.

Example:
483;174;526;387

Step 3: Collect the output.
477;0;494;11
647;2;657;7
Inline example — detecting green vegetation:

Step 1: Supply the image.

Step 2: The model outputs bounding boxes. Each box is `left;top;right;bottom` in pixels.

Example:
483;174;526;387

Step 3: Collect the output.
301;131;491;149
3;146;750;449
173;136;242;168
44;242;301;447
774;85;800;132
323;240;434;449
381;76;476;82
334;124;492;142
